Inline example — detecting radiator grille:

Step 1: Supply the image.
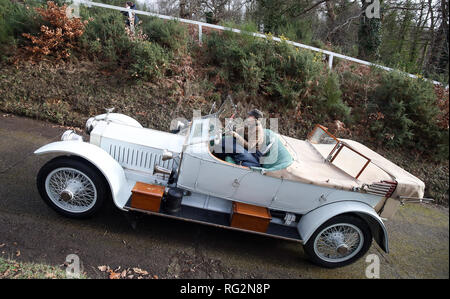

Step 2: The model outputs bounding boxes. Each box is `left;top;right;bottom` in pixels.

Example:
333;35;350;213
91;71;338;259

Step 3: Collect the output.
101;139;173;174
365;181;397;197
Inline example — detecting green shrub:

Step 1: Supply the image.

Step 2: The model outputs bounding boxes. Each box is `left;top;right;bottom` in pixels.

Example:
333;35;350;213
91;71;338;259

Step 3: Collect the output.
0;0;42;54
80;8;133;64
276;19;313;44
204;31;323;106
140;16;188;52
0;13;10;56
369;71;448;158
129;41;169;80
315;72;351;121
241;54;263;96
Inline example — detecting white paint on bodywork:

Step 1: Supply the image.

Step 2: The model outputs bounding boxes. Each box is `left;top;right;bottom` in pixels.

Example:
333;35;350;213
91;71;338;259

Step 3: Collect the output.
91;113;143;128
91;121;185;153
298;200;389;252
177;119;384;215
232;171;282;206
34;141;132;210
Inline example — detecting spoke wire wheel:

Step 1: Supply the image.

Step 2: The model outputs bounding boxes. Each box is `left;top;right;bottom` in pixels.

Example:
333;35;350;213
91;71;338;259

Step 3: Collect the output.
37;156;107;218
45;167;98;213
303;214;372;268
313;223;364;263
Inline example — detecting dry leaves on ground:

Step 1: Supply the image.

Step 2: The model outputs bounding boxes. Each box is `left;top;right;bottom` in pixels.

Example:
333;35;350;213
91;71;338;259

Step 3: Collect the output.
97;265;156;279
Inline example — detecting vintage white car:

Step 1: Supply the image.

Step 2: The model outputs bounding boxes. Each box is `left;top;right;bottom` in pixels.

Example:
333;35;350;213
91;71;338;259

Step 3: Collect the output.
34;101;430;268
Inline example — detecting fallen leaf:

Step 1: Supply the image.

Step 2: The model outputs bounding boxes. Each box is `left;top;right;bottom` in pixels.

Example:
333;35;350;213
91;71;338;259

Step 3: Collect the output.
16;250;20;257
153;275;159;279
109;271;121;279
133;267;148;275
45;272;56;279
97;265;107;272
121;270;127;278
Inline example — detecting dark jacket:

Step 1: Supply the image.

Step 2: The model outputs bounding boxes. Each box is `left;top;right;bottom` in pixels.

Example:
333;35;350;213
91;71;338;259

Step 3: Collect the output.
122;4;139;26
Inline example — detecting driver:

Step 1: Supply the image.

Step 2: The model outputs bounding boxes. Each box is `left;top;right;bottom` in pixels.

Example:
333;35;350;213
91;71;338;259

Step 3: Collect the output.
219;109;264;167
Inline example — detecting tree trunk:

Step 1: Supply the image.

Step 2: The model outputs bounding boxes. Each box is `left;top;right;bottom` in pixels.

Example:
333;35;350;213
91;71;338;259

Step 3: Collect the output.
409;0;426;64
426;0;448;76
358;0;382;60
179;0;189;18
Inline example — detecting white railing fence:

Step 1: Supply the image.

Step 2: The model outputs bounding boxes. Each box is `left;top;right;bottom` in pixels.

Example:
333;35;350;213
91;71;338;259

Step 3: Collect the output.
77;0;446;88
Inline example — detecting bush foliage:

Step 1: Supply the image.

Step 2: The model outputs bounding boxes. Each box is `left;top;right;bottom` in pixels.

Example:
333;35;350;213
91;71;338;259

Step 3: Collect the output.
203;31;352;122
79;8;189;79
80;8;133;64
129;40;169;80
0;0;41;56
203;31;323;106
368;71;448;159
140;16;188;52
22;1;88;60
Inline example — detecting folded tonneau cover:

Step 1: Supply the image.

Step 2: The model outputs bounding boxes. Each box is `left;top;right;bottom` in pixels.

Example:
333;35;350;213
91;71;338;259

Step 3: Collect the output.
266;135;424;199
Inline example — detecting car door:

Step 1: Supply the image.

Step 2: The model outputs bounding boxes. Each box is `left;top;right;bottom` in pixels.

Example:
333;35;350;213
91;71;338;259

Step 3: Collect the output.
194;157;252;199
231;170;282;207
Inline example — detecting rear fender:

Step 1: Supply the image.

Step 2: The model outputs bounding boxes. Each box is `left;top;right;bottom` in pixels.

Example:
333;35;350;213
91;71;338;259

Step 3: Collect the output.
34;141;131;210
298;201;389;253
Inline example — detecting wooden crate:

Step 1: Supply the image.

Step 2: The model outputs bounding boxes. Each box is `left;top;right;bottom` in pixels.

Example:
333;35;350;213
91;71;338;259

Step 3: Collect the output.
230;202;271;233
131;182;165;212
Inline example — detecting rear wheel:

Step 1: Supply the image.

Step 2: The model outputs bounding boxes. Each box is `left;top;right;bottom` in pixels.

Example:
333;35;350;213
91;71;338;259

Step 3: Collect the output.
303;214;372;268
37;156;108;218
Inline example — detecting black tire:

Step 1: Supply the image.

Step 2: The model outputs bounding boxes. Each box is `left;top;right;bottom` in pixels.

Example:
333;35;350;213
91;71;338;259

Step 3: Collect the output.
37;156;108;218
303;214;372;268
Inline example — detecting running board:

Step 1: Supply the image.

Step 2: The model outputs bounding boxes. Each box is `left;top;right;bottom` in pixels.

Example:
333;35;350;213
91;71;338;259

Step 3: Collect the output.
123;198;302;243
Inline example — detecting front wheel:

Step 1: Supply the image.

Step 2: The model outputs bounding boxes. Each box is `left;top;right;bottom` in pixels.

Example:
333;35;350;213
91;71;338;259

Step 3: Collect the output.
37;156;108;218
303;214;372;268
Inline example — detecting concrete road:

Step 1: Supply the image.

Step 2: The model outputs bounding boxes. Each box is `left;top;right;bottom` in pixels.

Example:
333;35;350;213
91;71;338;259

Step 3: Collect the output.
0;114;448;279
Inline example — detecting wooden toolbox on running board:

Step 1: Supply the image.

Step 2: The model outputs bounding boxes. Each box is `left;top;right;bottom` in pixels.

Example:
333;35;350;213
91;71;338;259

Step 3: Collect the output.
230;202;271;233
131;182;165;212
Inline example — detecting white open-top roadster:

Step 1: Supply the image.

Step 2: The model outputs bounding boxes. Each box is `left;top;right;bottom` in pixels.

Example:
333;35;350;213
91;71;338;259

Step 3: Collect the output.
34;100;430;268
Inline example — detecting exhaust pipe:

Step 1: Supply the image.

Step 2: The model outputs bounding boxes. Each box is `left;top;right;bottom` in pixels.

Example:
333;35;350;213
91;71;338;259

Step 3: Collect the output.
153;165;172;176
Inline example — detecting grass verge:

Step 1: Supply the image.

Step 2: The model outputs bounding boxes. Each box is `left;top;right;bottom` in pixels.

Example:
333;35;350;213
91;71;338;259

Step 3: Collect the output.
0;257;86;279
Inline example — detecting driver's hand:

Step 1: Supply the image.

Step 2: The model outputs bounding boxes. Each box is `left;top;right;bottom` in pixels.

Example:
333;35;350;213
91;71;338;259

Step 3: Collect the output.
224;129;234;136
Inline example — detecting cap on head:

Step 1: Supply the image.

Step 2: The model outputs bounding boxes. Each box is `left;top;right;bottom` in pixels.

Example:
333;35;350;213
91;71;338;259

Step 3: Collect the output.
247;109;263;119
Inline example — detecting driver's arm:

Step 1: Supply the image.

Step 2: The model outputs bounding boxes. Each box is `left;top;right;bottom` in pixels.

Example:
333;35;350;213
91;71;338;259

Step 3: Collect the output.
232;131;248;148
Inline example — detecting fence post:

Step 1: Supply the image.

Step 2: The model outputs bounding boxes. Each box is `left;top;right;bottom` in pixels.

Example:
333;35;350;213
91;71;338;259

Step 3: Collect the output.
328;54;334;70
198;24;202;44
128;10;135;34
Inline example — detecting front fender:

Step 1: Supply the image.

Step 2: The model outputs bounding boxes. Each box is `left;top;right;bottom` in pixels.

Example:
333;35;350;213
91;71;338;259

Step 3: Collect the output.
34;141;131;210
298;201;389;253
